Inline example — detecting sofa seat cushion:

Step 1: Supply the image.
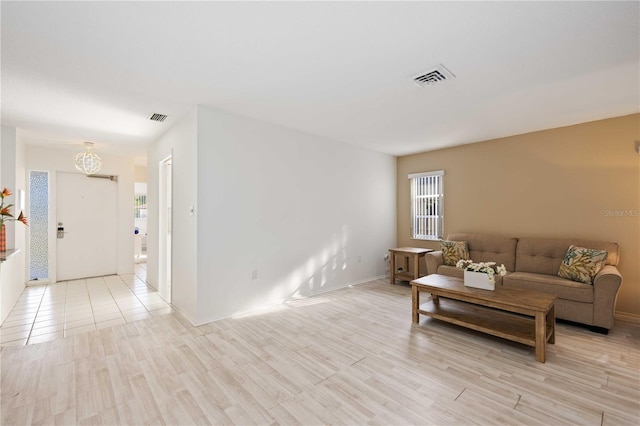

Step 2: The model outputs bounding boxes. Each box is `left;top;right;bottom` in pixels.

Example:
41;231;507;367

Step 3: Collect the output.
436;265;505;287
436;265;464;279
503;272;593;303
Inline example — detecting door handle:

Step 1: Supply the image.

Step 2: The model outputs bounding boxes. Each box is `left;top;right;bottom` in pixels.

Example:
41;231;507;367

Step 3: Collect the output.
57;222;66;239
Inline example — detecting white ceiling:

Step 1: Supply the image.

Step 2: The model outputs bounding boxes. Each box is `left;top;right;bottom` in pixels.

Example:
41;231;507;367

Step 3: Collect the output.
2;1;639;162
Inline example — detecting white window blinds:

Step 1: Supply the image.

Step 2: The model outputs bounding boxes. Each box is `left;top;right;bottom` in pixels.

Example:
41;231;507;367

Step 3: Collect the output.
409;171;444;240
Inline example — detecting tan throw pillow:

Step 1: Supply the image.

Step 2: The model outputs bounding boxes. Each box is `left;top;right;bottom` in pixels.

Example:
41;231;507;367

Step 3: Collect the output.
441;240;469;266
558;245;608;284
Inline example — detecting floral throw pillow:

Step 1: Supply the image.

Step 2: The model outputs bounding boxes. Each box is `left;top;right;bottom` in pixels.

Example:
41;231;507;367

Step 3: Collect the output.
441;240;469;266
558;245;608;284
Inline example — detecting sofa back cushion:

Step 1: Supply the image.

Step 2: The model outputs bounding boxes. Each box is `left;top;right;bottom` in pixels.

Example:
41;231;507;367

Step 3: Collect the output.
515;237;619;275
447;233;518;271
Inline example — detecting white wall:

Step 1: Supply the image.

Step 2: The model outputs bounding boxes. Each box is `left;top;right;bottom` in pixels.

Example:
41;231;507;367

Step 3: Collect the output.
0;125;27;323
194;106;396;324
147;109;198;321
15;133;27;255
25;145;135;281
1;126;18;248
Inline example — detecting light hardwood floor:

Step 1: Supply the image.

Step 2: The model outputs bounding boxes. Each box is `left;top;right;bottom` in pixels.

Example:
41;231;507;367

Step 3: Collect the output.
1;279;638;425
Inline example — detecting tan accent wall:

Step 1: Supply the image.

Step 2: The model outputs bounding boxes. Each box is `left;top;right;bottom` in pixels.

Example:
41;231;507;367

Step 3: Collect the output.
134;165;147;182
397;113;640;316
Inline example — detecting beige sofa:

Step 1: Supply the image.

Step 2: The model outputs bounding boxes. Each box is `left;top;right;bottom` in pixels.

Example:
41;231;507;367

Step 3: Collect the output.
425;233;623;333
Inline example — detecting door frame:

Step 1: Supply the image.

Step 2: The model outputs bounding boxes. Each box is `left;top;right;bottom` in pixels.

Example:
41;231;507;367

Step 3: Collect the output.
158;155;173;303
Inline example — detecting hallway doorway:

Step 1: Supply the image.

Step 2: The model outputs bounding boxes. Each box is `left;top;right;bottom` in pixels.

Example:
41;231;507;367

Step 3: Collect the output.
134;182;148;264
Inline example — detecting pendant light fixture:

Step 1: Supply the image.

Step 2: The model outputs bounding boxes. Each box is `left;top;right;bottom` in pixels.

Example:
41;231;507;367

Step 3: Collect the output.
75;141;102;175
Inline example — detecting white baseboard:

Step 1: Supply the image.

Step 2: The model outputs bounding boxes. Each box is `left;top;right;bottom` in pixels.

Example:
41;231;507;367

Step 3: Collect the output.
348;274;387;286
615;311;640;324
189;275;386;327
172;306;199;327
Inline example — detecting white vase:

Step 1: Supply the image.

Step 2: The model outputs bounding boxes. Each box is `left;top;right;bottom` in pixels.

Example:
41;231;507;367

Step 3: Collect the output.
464;270;495;291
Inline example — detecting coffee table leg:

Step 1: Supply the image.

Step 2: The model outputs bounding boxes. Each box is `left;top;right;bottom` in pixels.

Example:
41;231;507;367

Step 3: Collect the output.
548;305;555;344
535;312;546;363
412;285;419;323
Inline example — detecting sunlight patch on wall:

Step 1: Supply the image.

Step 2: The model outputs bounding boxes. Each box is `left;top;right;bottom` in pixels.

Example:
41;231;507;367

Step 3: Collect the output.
266;225;350;302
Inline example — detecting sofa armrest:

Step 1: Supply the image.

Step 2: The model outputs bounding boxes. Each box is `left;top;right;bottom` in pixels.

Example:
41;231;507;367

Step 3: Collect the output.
592;265;623;329
425;251;444;275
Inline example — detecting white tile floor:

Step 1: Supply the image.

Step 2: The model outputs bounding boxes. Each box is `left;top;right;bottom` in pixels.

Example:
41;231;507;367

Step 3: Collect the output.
0;263;173;346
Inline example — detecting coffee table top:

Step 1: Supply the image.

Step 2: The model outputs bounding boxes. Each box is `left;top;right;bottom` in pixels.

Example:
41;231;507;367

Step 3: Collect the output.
412;274;556;312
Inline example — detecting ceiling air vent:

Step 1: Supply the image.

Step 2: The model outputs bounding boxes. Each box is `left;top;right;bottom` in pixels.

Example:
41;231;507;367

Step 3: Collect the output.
149;113;168;122
413;65;455;88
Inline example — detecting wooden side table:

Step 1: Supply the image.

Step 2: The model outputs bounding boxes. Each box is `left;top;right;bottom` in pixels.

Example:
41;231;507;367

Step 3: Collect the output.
389;247;433;285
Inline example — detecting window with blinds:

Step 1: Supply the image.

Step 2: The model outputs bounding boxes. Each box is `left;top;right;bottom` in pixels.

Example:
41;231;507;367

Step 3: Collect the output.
134;194;147;219
409;171;444;240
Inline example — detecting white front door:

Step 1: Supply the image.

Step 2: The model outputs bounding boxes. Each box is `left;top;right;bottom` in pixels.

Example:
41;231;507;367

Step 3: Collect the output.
56;172;117;281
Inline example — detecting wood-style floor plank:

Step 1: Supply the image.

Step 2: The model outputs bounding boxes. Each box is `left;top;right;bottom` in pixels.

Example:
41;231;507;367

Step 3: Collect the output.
1;279;639;425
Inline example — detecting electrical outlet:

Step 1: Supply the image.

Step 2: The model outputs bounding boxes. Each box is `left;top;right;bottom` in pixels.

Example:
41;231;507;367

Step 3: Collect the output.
251;270;258;280
384;253;389;260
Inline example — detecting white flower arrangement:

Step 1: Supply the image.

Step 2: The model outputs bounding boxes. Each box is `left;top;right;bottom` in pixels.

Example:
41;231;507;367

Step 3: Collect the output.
456;259;507;283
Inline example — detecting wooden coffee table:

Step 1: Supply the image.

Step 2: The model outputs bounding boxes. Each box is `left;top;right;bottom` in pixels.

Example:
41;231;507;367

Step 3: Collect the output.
411;274;556;363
